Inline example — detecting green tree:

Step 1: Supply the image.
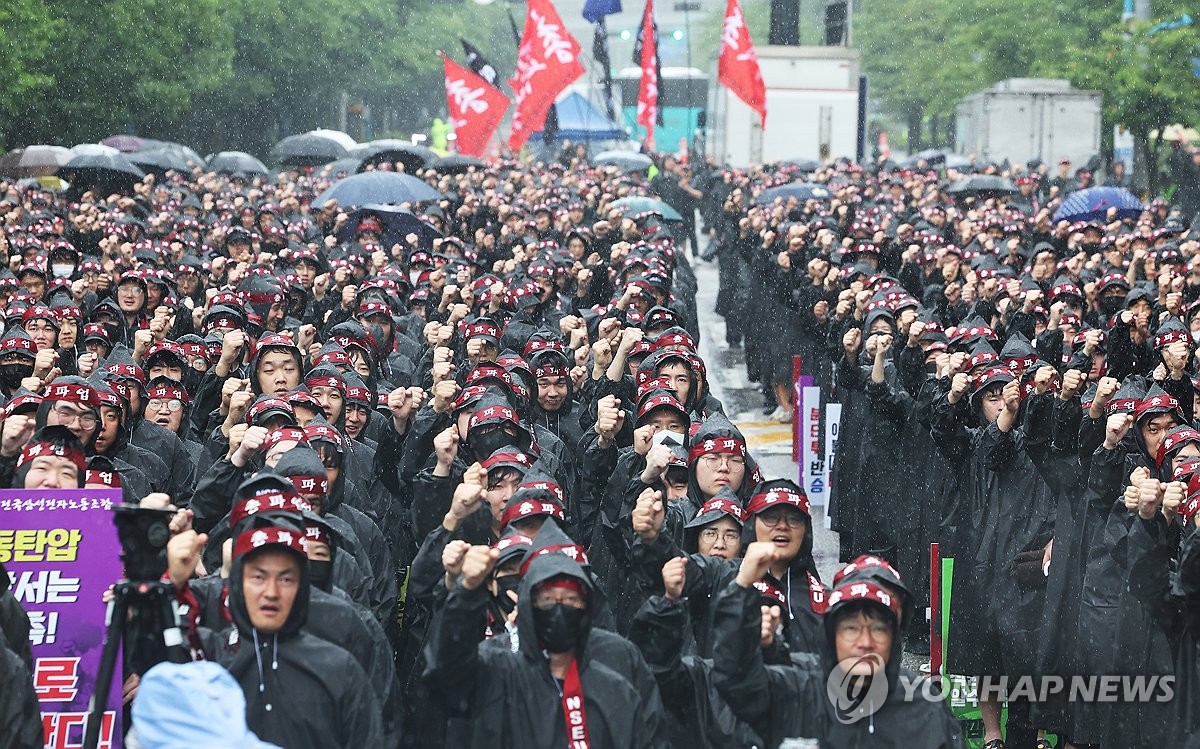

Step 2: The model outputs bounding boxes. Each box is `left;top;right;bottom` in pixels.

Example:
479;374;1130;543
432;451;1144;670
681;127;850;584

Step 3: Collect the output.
1069;19;1200;191
8;0;234;146
0;0;57;143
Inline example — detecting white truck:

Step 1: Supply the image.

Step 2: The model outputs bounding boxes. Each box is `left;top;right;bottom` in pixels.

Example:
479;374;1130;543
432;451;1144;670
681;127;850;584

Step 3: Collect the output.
954;78;1102;167
706;45;862;166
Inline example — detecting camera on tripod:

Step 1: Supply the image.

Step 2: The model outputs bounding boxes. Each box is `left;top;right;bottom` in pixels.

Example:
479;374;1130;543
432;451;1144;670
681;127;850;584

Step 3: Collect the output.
113;504;175;582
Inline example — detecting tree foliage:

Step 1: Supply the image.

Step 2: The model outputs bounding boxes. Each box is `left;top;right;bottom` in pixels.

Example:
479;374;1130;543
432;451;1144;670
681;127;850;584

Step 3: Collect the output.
0;0;517;155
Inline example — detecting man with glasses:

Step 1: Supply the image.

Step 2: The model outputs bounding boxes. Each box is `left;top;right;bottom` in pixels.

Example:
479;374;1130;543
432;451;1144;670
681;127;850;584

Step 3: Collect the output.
633;479;828;657
709;542;965;748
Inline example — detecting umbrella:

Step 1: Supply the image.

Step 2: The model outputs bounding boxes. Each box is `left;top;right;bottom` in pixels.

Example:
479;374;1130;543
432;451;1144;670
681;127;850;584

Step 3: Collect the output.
308;129;358;150
428;154;486;174
610;196;684;221
207;151;269;175
357;140;435;173
15;146;73;177
70;143;120;158
100;135;146;153
904;148;946;167
270;133;348;167
58;152;144;193
318;157;365;178
130;148;192;175
315;171;440;207
138;140;203;167
780;158;823;171
17;176;69;192
1053;186;1144;223
945;175;1018;196
337;204;443;249
592;151;653;173
754;181;833;205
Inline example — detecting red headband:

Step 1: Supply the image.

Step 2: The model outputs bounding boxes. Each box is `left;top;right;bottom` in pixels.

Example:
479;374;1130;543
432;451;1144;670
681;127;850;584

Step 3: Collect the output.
263;427;308;452
304;524;329;547
230;492;310;527
827;580;902;620
233;526;308;559
86;468;121;487
289;475;330;496
18;441;86;474
520;545;590;576
501;498;565;529
697;497;746;523
833;554;902;587
1156;428;1200;468
304;376;346;393
1155;329;1189;349
688;437;747;462
746;487;810;517
148;384;189;403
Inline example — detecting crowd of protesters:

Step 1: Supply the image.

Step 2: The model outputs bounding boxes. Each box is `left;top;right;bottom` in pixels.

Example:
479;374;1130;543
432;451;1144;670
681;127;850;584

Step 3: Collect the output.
1;142;1200;749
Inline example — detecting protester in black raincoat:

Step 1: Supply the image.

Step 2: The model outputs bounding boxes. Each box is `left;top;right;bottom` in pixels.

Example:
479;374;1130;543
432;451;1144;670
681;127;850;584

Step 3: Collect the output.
425;524;667;749
173;518;383;749
710;541;964;748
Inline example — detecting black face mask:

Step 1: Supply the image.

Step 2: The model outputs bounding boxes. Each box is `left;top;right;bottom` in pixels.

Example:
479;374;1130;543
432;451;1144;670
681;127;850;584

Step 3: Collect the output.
366;324;389;352
309;559;333;592
0;362;33;390
493;574;520;619
532;602;588;653
470;428;519;462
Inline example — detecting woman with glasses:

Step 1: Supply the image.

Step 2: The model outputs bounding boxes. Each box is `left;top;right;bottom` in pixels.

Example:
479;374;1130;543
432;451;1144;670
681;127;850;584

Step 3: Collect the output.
632;478;827;658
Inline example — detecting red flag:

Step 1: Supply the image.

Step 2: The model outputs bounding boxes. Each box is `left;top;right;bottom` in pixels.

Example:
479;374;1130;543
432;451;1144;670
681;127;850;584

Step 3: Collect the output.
443;56;510;157
718;0;767;127
635;0;659;149
507;0;585;150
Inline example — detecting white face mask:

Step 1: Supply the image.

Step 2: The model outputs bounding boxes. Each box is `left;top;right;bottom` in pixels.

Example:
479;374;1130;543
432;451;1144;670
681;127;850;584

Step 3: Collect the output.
1191;330;1200;344
51;264;74;278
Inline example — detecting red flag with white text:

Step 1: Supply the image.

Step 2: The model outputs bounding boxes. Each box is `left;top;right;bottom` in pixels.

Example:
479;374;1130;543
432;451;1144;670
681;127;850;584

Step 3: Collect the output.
507;0;585;150
718;0;767;127
635;0;659;149
443;56;510;157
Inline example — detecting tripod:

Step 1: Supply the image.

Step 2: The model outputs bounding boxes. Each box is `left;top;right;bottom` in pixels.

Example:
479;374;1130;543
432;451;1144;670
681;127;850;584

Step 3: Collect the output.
83;579;190;749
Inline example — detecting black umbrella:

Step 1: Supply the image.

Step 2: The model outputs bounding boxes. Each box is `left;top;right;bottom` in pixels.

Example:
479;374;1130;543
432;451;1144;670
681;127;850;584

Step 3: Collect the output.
592;151;653;173
271;133;349;167
315;172;440;206
337;204;443;250
754;181;834;204
357;140;435;173
780;158;822;172
130;148;192;175
207;151;269;175
428;154;486;174
945;175;1017;196
57;152;145;193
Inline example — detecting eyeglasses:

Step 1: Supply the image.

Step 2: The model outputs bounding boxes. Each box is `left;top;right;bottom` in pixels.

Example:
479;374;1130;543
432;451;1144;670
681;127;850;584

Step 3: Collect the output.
148;399;183;412
836;619;893;641
51;403;97;428
699;528;742;545
756;509;805;528
699;454;745;470
533;592;587;610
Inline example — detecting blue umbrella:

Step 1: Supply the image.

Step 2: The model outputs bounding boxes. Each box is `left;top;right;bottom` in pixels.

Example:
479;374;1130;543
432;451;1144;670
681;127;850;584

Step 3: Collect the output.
610;196;684;221
1054;187;1144;223
337;204;443;249
754;181;833;205
315;172;439;207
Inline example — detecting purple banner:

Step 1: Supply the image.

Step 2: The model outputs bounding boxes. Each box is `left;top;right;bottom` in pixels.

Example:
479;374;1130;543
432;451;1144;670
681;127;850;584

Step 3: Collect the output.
1;489;124;748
